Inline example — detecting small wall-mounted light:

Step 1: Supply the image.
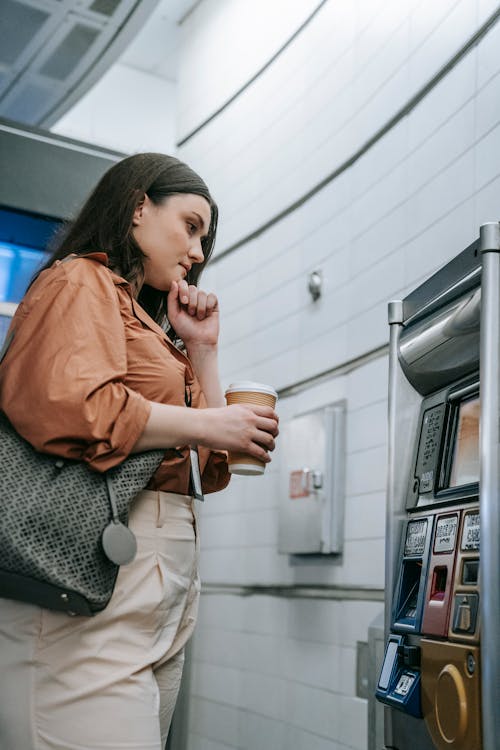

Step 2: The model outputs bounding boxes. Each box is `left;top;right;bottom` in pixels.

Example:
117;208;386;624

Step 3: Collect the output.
308;270;323;301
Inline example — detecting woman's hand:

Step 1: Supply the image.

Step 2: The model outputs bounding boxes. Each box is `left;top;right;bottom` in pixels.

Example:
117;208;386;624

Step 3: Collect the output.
132;401;279;460
167;279;219;348
197;404;280;463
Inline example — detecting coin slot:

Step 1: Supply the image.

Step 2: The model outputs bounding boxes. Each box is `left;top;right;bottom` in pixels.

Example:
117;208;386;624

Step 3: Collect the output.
430;566;447;601
396;560;422;621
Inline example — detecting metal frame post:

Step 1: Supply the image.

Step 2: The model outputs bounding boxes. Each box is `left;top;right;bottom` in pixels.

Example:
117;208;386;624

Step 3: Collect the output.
479;222;500;750
383;300;404;750
385;300;404;636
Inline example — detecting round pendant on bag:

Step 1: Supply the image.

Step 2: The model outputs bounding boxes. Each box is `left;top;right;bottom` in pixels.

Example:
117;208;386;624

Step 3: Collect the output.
101;522;137;565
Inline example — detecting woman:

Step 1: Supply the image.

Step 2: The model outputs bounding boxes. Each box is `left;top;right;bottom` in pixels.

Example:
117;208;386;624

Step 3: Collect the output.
0;153;279;750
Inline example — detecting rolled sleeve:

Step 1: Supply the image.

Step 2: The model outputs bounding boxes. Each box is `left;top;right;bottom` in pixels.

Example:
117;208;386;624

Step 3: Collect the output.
0;267;151;472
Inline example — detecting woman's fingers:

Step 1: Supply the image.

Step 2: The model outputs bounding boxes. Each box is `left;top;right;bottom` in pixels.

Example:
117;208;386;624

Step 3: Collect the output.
195;290;207;319
175;282;217;320
254;429;276;452
245;406;279;434
167;280;179;315
178;279;189;304
255;415;280;438
253;447;273;463
188;285;198;316
234;406;279;458
206;292;218;313
199;405;279;460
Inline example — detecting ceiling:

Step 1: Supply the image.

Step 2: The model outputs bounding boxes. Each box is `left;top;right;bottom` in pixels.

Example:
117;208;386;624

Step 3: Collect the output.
0;0;198;128
119;0;200;81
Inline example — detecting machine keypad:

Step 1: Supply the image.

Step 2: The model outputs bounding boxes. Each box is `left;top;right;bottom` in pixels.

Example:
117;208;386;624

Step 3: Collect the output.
416;405;445;493
422;411;442;464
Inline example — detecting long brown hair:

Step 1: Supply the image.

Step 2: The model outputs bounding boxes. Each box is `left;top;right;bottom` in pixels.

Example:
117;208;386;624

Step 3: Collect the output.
38;153;218;328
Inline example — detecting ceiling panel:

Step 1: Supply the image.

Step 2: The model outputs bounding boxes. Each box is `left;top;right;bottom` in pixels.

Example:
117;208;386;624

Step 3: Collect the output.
0;1;50;65
40;22;101;80
0;0;158;126
0;0;200;128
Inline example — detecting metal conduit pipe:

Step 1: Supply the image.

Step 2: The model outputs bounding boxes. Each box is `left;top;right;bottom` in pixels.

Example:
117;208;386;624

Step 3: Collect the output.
478;222;500;750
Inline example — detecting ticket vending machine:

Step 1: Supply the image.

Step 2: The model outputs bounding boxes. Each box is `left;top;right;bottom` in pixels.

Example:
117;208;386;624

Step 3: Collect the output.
375;224;500;750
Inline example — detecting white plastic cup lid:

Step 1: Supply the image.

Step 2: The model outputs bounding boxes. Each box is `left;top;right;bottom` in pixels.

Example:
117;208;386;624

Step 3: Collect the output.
225;381;278;398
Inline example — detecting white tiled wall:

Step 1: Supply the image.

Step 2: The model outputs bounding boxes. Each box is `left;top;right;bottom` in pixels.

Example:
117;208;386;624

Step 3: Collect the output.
177;0;319;138
189;595;382;750
176;0;500;748
179;0;490;252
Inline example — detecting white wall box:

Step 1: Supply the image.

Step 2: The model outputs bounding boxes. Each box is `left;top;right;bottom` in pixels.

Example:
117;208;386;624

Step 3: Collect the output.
278;401;346;555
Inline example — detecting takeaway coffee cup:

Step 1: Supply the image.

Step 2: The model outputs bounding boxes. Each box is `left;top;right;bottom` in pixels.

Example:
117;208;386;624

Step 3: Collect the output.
224;381;278;475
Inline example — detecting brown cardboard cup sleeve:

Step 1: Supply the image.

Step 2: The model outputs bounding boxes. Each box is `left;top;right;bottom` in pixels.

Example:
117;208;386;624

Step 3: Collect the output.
224;381;278;475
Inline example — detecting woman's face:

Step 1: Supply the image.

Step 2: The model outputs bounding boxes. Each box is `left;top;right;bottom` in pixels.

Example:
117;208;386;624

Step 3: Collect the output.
132;192;211;291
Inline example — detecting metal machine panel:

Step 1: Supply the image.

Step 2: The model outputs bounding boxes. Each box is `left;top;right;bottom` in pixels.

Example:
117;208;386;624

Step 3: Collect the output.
399;288;480;396
405;383;479;510
398;239;481;397
374;224;500;750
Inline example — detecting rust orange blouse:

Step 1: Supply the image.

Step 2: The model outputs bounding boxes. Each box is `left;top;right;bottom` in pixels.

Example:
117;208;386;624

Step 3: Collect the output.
0;253;230;495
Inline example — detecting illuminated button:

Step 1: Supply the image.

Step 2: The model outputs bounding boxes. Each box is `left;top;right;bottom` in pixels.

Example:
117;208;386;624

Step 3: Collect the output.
452;593;479;635
457;603;471;631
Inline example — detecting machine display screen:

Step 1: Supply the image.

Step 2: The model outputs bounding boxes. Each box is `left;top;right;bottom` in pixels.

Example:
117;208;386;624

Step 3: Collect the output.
449;397;480;487
404;519;428;556
461;511;480;551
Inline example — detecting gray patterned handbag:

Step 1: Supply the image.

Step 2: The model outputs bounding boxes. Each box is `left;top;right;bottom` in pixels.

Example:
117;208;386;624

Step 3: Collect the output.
0;305;165;616
0;410;164;616
0;252;166;617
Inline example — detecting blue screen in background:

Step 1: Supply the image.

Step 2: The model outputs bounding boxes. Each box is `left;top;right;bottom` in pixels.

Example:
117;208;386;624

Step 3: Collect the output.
0;243;49;303
0;207;61;303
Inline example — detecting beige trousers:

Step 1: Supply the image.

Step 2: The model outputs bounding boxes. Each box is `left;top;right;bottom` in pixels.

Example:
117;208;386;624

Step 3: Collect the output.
0;490;200;750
